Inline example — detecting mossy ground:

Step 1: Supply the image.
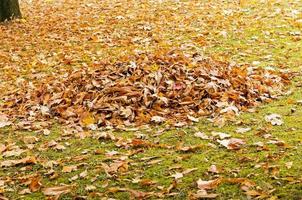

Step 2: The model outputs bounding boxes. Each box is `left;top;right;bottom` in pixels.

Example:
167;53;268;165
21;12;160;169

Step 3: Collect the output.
1;0;302;199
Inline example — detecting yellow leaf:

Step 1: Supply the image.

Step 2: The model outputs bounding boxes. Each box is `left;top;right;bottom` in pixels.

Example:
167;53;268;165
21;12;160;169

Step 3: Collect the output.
81;114;95;126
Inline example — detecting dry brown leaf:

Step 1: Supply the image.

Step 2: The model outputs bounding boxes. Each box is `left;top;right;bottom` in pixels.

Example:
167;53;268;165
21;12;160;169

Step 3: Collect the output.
191;189;218;199
0;156;36;168
218;138;245;150
194;132;209;140
197;179;221;190
85;185;96;191
208;164;219;173
101;161;128;176
23;136;39;144
3;148;26;158
62;165;78;173
171;172;183;180
42;185;73;196
0;114;11;128
285;161;293;169
29;177;42;192
265;114;283;126
236;127;251;134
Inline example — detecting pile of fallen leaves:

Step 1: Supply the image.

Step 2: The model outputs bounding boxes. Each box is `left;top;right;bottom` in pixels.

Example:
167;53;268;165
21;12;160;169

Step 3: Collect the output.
1;50;290;129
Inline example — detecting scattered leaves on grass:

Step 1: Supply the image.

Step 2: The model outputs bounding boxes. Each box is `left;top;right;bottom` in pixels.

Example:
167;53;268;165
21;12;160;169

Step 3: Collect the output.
0;0;300;199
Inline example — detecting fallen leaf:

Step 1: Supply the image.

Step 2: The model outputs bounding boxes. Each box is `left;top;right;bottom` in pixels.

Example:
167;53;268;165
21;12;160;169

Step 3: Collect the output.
208;164;219;173
211;131;231;139
147;159;162;165
245;190;262;196
194;132;209;140
62;165;78;173
236;127;251;134
182;168;198;175
0;114;12;128
176;144;202;152
265;114;283;126
3;148;26;158
81;113;95;126
79;170;88;178
151;116;165;123
0;156;36;167
187;115;199;122
42;185;73;196
218;138;245;150
197;179;221;190
18;188;31;195
23;136;39;144
171;172;183;180
285;161;293;169
29;177;42;192
191;189;218;199
85;185;96;191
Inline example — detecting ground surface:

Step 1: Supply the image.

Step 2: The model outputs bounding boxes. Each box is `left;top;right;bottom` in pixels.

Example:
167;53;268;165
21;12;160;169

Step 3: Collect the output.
0;0;302;199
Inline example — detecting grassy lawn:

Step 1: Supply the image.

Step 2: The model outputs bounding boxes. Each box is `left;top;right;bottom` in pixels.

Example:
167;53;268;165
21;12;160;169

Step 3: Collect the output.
0;0;302;199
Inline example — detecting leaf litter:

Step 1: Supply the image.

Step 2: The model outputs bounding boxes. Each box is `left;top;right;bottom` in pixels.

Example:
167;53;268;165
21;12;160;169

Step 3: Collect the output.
0;0;300;199
1;51;290;129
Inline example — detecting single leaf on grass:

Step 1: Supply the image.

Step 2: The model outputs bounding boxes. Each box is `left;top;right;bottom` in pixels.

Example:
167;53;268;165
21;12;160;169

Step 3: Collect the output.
236;127;251;134
23;136;39;144
176;144;203;152
3;148;26;158
85;185;96;191
19;188;31;195
62;165;78;173
194;132;209;140
171;172;183;180
0;156;36;167
197;179;221;190
211;131;231;139
42;185;73;196
208;164;219;173
182;168;198;175
218;138;245;150
265;114;283;126
285;161;293;169
127;188;154;199
191;189;218;199
79;170;88;178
